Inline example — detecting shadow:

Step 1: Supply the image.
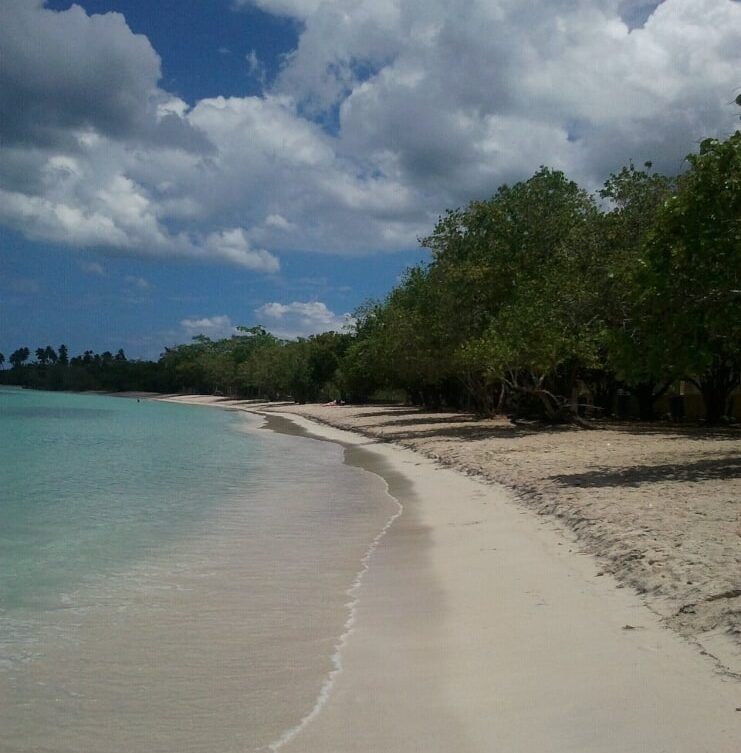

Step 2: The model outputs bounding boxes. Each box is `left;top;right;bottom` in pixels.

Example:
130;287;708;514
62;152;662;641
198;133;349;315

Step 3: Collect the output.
310;406;740;443
549;456;741;488
368;415;482;428
590;420;741;442
369;421;578;443
348;407;518;426
344;407;427;418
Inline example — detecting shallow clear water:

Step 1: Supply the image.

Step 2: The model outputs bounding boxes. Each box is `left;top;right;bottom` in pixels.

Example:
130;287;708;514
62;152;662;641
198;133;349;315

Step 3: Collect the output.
0;389;396;752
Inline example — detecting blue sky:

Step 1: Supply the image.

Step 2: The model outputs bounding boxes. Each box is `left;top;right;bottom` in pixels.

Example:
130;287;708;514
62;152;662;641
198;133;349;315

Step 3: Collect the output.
1;0;739;359
44;0;300;103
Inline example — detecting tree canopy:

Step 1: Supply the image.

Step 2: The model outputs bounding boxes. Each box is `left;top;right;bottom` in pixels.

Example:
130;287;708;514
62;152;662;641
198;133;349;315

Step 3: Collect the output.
3;131;739;424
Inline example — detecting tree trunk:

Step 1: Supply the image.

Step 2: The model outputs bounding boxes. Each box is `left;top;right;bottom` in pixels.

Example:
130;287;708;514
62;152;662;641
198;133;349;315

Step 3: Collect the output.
700;385;725;424
694;360;739;425
589;373;619;417
633;382;656;420
631;380;671;421
496;382;507;413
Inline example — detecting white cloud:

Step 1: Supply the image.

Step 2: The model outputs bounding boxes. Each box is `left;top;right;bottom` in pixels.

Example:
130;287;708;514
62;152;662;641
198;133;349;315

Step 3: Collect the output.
124;275;150;290
80;260;106;276
0;0;739;268
0;0;206;151
0;0;157;147
181;315;236;339
203;228;280;272
256;300;354;338
264;213;294;231
233;0;326;20
328;0;741;195
246;49;267;86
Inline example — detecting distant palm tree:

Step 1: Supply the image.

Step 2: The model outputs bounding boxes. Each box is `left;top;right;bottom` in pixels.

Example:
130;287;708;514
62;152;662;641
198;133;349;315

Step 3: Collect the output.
9;348;30;369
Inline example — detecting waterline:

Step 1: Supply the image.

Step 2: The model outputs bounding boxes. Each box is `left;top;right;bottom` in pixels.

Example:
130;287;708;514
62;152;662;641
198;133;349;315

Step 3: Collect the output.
0;391;398;752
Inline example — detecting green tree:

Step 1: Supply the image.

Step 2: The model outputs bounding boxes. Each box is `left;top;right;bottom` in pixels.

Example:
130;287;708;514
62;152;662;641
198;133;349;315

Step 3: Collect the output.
598;163;675;418
641;131;741;422
9;347;30;369
336;301;389;403
305;331;352;399
425;167;602;419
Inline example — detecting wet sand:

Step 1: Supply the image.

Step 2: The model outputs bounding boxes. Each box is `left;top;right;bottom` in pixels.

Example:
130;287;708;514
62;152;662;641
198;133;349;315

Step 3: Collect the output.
160;396;740;751
270;403;741;676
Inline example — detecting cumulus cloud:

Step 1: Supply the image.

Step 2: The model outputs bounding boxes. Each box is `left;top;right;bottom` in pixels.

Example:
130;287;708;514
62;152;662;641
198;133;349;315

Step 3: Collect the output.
0;0;156;148
312;0;739;194
256;300;354;338
0;0;207;151
181;315;236;339
0;0;739;269
203;228;280;272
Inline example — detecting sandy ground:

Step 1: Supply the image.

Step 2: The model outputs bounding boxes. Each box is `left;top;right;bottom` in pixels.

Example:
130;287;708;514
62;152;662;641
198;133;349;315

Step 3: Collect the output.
159;396;741;750
223;403;735;675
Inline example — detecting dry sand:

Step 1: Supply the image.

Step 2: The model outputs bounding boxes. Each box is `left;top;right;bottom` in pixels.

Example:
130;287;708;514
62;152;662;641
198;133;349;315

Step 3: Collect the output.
265;403;741;675
160;396;741;751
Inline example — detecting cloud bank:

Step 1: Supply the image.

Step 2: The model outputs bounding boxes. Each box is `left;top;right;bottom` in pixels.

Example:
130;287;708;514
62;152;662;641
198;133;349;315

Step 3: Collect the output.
256;300;354;338
1;0;739;267
181;315;237;340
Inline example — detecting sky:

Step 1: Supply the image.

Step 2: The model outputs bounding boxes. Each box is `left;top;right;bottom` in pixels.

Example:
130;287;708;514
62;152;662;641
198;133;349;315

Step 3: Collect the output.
0;0;739;359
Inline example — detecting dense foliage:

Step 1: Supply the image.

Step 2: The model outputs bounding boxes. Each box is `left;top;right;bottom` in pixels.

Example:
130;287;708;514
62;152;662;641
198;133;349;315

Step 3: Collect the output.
339;133;739;423
2;132;738;422
0;346;166;393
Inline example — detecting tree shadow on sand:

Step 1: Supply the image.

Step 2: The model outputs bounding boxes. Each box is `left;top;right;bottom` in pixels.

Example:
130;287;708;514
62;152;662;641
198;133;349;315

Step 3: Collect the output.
344;407;431;418
350;411;577;442
352;409;740;442
549;456;741;488
601;421;741;443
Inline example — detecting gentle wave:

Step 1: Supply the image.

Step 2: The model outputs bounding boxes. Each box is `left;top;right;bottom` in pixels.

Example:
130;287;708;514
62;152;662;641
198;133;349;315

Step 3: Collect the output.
0;391;399;752
268;467;403;751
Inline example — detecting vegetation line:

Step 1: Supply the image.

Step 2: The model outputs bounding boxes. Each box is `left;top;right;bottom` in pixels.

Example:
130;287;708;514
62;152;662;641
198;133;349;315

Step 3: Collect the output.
2;132;739;424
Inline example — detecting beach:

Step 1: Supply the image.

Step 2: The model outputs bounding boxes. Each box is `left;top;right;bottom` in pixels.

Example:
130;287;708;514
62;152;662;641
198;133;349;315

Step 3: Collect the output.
161;396;740;752
1;391;401;753
271;404;741;672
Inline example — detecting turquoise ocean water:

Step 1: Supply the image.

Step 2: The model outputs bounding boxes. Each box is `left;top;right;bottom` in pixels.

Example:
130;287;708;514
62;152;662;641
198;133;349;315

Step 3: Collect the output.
0;388;396;753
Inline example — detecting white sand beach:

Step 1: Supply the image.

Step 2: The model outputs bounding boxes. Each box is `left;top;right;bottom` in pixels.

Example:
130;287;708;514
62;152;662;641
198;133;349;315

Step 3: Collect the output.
159;396;741;752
